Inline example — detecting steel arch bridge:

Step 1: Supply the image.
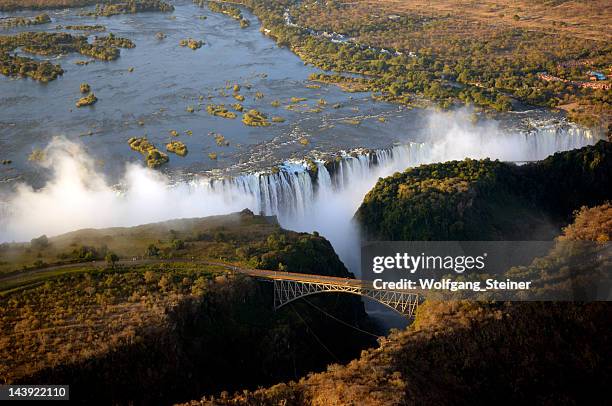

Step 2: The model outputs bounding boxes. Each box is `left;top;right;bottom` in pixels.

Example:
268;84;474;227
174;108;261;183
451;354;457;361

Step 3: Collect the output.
272;279;421;318
163;262;423;318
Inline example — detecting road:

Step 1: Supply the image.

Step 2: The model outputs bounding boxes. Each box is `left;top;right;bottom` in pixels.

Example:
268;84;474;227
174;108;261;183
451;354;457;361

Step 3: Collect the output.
0;258;372;293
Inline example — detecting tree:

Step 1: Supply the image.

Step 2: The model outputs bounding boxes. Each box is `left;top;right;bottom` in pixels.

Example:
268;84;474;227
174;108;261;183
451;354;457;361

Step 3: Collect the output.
105;252;119;268
146;244;159;257
30;234;49;250
171;239;185;250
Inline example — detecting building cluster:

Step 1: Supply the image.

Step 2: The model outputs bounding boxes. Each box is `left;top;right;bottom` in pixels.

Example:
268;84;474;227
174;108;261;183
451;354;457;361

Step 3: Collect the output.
587;71;607;81
578;81;611;90
538;73;567;83
558;60;592;69
537;71;611;90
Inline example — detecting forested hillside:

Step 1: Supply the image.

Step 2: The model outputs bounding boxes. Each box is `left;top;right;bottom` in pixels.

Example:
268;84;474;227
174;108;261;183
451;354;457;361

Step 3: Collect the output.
180;144;612;406
179;203;612;406
355;140;612;240
0;211;376;404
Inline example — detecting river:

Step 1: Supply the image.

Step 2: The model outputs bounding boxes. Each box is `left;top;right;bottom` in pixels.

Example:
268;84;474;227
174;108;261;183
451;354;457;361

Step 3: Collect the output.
0;1;601;326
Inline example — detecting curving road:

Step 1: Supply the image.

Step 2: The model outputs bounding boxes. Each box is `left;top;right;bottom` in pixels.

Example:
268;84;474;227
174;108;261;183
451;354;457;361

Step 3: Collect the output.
0;258;370;292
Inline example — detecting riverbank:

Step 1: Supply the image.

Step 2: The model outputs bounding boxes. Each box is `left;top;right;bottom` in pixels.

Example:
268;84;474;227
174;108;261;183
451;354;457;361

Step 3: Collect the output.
232;0;610;133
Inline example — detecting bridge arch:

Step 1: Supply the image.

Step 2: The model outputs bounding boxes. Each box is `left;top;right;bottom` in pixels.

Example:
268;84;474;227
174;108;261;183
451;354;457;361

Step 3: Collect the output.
273;279;420;318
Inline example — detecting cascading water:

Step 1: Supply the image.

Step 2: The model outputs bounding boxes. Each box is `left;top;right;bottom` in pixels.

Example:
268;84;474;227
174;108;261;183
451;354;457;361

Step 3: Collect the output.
198;124;596;228
0;117;600;269
189;121;597;328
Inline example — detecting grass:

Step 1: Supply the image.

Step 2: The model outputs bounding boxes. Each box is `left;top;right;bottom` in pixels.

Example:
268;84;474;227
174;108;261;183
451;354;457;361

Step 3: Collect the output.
303;0;611;43
0;265;96;295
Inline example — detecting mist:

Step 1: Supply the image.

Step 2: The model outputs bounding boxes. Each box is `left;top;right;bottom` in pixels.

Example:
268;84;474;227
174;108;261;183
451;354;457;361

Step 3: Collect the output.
0;138;255;242
0;109;596;273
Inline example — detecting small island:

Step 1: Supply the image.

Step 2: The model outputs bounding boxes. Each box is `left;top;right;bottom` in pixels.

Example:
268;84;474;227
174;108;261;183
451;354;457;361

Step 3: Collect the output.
0;32;135;82
0;13;50;28
206;104;237;119
128;137;169;168
93;33;135;49
81;0;174;17
242;109;270;127
57;24;106;32
179;38;203;50
166;140;188;156
76;93;97;107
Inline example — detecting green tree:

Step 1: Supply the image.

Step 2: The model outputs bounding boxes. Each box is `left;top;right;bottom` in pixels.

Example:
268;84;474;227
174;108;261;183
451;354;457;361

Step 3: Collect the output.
30;235;49;250
146;244;159;257
105;252;119;268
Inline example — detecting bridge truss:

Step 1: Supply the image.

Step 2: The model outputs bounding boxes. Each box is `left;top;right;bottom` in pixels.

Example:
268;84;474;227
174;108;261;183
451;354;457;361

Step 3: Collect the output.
273;279;421;318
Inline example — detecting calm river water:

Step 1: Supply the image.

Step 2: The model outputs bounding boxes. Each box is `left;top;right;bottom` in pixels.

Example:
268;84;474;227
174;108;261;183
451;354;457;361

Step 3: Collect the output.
0;0;437;185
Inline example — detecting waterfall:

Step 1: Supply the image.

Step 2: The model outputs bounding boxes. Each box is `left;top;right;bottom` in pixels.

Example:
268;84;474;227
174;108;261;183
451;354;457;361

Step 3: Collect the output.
194;124;598;229
0;119;600;252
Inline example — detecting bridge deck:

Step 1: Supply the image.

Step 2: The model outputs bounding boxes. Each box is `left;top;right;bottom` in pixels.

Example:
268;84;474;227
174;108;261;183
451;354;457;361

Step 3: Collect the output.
239;268;369;287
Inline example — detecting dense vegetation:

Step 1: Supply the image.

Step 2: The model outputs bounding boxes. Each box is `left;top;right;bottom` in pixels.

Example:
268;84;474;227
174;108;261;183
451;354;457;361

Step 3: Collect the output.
0;13;50;28
0;31;134;81
79;0;174;17
180;156;612;406
0;212;375;404
0;0;115;11
356;141;612;240
188;299;610;405
221;0;610;132
93;32;135;49
127;137;169;168
0;210;356;277
0;53;63;82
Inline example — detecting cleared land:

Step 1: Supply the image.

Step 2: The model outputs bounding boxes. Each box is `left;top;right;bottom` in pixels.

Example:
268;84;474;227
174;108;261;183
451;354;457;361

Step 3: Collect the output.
374;0;611;42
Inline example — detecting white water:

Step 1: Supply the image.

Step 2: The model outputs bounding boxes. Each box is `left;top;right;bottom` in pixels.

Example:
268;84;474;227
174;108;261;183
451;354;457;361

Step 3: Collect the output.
198;114;596;271
0;111;598;276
